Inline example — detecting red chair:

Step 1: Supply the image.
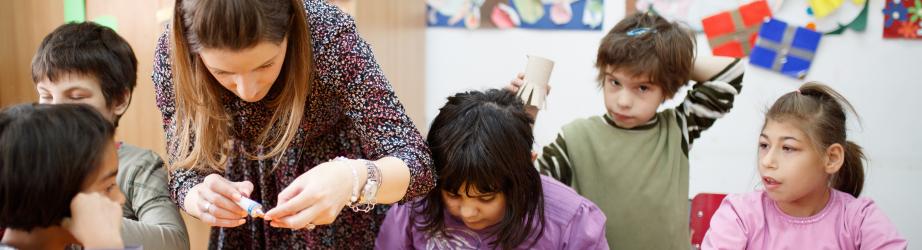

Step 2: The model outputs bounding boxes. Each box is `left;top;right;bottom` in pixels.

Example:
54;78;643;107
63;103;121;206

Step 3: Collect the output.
690;193;727;249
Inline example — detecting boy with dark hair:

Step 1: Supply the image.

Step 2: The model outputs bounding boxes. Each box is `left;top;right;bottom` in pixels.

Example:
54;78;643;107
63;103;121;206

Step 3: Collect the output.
30;22;188;250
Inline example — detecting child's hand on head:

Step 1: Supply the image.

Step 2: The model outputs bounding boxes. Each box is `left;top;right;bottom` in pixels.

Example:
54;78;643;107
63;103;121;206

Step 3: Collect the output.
505;73;549;120
66;192;124;248
505;73;552;96
505;73;527;93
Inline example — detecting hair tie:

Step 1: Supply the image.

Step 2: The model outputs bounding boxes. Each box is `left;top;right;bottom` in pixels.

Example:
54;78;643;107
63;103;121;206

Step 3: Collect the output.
626;27;654;37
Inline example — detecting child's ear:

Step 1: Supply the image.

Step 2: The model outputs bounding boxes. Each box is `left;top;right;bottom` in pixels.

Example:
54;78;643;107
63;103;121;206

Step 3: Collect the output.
111;91;132;117
531;152;538;162
824;143;845;174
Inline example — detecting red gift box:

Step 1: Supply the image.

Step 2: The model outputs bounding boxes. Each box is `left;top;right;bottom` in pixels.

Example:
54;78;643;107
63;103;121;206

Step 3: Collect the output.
702;1;772;58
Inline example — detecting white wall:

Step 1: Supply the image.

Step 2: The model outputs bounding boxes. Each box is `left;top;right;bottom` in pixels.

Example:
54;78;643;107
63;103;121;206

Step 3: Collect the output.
425;0;922;244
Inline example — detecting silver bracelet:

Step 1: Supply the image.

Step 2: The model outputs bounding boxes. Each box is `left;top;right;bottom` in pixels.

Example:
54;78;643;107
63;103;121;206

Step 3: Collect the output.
352;160;382;213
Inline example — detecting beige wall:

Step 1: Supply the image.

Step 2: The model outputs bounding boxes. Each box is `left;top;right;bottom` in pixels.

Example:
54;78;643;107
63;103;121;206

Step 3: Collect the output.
0;1;64;106
0;1;424;249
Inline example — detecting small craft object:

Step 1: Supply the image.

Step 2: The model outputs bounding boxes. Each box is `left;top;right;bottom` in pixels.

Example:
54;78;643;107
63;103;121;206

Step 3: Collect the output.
517;55;554;110
883;0;922;39
750;18;823;79
701;1;773;58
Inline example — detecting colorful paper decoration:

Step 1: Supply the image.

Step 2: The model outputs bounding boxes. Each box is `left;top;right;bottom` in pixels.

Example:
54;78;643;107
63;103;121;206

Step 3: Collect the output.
427;0;603;30
63;0;85;23
750;18;823;78
634;0;784;31
701;1;773;58
809;0;845;18
825;0;868;35
883;0;922;39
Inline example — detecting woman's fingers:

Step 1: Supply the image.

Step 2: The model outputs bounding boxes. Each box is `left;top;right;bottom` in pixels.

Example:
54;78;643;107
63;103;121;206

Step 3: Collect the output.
200;200;244;219
232;181;254;197
275;184;303;206
270;202;340;229
199;186;246;217
265;188;317;220
199;211;246;227
202;174;247;216
270;206;318;229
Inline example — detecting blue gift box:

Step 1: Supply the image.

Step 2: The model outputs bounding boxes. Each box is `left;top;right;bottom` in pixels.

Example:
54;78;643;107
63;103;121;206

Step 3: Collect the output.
749;18;822;78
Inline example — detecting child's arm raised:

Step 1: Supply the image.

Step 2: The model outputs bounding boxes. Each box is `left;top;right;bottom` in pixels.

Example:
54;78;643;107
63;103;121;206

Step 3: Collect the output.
690;56;739;83
674;55;745;153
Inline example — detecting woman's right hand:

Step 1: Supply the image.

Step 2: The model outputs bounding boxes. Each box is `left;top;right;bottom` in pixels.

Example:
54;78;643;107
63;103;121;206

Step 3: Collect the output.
184;174;254;227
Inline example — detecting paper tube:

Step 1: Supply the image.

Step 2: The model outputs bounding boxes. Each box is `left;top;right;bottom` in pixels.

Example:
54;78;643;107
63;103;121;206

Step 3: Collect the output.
516;55;554;109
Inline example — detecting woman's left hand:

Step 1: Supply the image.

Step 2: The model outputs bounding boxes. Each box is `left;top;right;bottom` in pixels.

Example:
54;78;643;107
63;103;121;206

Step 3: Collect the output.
264;160;362;229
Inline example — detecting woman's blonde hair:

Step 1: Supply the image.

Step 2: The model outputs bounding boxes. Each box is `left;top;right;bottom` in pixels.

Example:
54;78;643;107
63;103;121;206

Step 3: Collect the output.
169;0;313;171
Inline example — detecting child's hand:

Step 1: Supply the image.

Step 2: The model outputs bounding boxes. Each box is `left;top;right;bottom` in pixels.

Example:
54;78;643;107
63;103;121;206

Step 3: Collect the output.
504;72;552;97
505;73;527;93
505;72;547;121
66;192;124;248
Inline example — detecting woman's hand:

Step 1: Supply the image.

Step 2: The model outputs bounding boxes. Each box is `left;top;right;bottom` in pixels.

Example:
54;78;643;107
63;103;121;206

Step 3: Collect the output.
265;160;362;229
184;174;254;227
66;192;124;248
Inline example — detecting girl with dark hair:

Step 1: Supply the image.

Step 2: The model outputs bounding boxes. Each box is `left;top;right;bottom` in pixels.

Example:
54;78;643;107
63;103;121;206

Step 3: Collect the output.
703;83;907;249
154;0;434;248
0;104;128;249
376;89;608;250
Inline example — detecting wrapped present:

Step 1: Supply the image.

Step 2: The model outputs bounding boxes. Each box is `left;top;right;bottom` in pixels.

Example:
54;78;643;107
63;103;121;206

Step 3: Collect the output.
883;0;922;39
701;1;772;58
750;18;823;78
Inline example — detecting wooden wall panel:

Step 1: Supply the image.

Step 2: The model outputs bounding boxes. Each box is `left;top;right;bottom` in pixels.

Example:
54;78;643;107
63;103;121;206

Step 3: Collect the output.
354;0;427;132
0;1;64;106
1;1;425;249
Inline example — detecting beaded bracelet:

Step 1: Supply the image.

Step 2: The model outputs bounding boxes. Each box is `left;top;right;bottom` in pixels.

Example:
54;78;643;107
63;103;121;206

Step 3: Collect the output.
332;157;362;207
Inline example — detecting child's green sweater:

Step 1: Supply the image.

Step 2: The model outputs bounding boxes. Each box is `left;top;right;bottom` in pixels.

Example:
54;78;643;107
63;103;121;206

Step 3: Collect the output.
537;59;745;249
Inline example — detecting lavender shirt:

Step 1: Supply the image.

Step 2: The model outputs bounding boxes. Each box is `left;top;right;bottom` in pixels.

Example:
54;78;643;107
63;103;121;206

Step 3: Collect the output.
703;189;907;250
375;176;609;249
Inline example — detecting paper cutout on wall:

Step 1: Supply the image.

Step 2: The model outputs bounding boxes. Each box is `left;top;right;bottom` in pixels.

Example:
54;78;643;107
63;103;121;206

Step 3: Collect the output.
883;0;922;39
750;18;822;78
635;0;783;31
701;1;772;58
809;0;845;18
813;0;868;34
825;0;868;35
63;0;85;23
427;0;603;30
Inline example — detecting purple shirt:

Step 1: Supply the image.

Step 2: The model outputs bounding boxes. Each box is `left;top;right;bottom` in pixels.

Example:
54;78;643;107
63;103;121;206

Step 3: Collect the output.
703;189;907;250
376;175;609;249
